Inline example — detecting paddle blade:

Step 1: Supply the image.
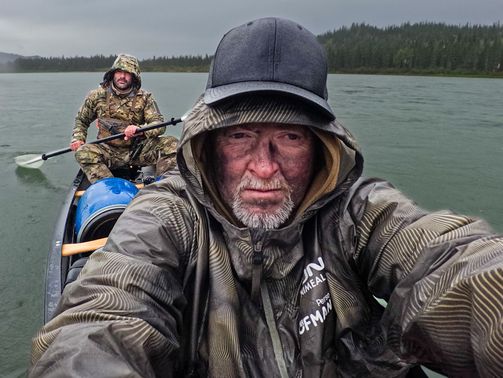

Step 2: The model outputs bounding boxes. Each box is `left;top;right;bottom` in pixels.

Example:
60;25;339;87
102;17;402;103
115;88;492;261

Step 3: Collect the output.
15;154;44;169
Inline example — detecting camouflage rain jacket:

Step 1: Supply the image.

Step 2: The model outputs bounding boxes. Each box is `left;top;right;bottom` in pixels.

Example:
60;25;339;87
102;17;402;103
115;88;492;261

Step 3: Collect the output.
31;95;503;377
72;54;165;146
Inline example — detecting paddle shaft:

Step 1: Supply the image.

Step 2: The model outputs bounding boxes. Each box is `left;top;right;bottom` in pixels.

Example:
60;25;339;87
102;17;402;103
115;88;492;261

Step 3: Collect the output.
41;117;182;160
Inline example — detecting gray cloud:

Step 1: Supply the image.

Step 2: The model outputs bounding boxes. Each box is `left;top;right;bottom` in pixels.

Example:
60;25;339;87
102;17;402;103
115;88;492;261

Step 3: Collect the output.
1;0;500;58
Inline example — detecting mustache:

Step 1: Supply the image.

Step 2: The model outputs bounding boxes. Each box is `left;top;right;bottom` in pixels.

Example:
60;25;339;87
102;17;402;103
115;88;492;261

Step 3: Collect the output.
236;175;291;193
231;174;295;229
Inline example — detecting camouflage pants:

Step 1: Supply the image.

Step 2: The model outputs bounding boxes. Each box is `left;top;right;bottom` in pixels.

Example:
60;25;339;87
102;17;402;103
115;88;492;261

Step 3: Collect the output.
75;136;178;183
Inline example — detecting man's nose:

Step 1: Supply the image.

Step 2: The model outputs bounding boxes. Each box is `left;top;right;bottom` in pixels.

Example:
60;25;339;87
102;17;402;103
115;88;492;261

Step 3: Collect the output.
249;140;279;178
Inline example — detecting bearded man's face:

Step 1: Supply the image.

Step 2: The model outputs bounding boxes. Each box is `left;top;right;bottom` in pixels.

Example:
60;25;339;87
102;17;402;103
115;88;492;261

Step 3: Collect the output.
214;123;315;229
113;70;133;90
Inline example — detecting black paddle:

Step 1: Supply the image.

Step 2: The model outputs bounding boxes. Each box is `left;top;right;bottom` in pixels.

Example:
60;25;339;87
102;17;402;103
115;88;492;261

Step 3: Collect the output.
15;117;183;169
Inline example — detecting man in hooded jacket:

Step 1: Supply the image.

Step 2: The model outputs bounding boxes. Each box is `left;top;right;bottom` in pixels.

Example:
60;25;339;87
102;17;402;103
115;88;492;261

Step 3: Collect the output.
30;18;502;377
70;53;178;183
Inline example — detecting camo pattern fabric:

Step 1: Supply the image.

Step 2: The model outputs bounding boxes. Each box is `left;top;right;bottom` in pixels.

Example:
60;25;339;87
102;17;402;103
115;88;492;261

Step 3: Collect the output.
75;135;178;183
94;118;131;147
107;53;142;85
71;59;178;184
72;86;165;144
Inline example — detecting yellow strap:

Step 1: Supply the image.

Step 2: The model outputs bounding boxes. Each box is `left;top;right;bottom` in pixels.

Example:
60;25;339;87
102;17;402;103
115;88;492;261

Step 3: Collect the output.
61;237;108;256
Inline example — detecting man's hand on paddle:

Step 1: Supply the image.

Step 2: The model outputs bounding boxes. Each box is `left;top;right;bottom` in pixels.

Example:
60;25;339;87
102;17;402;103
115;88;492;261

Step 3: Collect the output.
124;125;142;140
70;140;85;151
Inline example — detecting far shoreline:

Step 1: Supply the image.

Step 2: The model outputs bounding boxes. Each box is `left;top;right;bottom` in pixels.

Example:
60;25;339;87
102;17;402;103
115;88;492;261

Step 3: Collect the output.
2;69;502;79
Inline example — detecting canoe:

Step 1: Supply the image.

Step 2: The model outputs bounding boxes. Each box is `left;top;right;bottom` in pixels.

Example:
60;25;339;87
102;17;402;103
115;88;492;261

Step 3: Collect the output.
44;167;151;322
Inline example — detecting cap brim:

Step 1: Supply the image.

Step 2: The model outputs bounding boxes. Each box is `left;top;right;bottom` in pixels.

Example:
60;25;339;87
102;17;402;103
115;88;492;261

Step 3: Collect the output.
204;81;335;120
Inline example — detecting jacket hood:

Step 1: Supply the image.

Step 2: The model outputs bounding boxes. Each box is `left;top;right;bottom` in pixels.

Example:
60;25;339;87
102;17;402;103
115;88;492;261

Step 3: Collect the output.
102;53;142;89
177;94;364;227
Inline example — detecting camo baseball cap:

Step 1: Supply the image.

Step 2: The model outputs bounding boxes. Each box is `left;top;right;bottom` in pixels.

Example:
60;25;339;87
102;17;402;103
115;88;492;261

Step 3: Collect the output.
204;17;335;120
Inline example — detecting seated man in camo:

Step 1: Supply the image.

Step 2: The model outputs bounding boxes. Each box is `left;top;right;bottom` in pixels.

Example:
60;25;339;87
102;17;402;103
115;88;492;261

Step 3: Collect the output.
69;53;177;183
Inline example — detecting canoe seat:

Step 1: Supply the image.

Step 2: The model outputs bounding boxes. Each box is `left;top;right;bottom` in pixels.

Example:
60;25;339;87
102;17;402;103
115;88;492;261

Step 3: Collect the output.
64;257;89;287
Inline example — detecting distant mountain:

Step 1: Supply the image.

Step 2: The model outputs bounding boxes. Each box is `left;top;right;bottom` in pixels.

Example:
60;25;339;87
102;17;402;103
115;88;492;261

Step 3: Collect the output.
0;52;23;64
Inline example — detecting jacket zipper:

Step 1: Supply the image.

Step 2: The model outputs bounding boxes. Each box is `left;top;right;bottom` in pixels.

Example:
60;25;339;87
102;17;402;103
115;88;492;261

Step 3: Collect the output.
251;239;263;303
251;235;289;378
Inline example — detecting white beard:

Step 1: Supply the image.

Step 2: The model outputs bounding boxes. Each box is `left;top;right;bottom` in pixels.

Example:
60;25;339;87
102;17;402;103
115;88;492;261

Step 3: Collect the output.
230;176;294;229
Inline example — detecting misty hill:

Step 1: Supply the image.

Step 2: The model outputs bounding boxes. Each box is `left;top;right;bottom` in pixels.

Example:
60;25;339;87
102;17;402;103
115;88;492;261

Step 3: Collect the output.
0;52;41;72
2;22;502;76
0;52;23;64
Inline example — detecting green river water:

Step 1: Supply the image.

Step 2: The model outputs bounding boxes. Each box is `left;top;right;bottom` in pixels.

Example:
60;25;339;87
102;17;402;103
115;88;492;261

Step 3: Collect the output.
0;72;501;376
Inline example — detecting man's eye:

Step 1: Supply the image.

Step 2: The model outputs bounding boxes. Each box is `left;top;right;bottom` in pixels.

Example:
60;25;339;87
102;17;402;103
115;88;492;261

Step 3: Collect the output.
282;132;305;142
229;132;247;139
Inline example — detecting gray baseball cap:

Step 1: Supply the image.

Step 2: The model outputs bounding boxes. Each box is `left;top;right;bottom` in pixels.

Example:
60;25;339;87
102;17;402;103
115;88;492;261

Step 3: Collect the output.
204;17;335;120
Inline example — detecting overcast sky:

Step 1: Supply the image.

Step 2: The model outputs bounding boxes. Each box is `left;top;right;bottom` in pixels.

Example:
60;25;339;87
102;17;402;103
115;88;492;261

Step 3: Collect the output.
1;0;501;58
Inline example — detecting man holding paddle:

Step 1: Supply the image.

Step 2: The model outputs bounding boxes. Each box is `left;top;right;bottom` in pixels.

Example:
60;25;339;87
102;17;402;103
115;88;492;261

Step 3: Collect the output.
30;18;502;377
70;53;178;183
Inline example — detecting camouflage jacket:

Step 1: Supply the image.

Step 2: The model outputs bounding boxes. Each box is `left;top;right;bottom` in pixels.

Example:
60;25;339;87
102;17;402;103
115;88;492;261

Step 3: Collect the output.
72;85;164;143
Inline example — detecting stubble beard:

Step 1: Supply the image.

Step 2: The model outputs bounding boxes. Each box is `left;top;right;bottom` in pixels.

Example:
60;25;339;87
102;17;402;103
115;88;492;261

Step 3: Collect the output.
231;175;295;230
113;78;132;90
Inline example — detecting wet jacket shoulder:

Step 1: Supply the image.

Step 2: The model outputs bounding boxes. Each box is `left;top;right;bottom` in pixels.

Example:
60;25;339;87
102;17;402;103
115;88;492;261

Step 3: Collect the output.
30;175;199;377
332;176;503;376
72;86;165;142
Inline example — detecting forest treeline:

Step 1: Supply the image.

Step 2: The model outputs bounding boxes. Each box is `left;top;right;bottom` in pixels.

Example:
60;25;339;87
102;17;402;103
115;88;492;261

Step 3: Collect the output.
2;22;502;76
4;54;213;73
319;22;502;75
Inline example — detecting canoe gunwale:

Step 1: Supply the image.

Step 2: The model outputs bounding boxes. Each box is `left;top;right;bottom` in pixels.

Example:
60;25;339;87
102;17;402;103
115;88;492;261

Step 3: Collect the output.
44;171;85;322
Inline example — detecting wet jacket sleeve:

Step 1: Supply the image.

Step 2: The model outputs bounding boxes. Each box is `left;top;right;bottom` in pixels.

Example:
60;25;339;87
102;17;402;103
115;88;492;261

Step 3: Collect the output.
72;91;98;142
29;185;197;377
139;93;166;139
350;177;503;377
